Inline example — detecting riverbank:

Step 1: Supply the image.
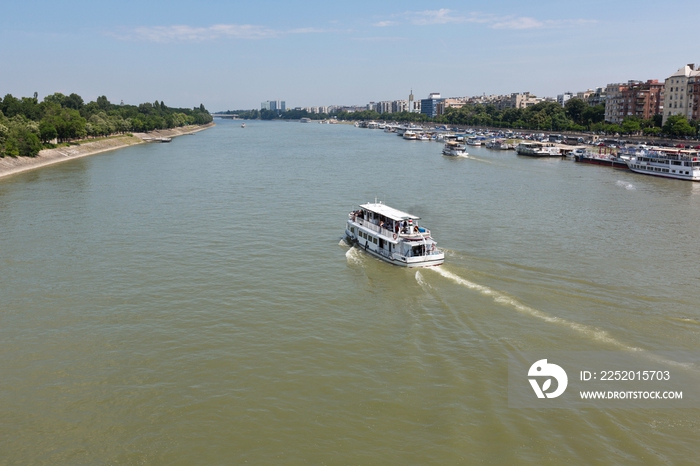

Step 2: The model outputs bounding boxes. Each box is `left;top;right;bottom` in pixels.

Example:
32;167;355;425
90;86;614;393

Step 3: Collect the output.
0;123;215;180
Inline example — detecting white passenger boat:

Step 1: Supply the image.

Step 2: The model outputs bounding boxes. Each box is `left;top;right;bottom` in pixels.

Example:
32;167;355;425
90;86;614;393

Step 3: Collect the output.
625;150;700;181
466;137;482;146
442;141;468;156
403;130;418;140
241;123;246;128
345;202;445;267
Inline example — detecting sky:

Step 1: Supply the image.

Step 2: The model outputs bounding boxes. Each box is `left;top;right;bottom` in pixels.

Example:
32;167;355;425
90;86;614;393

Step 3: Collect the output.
2;0;699;112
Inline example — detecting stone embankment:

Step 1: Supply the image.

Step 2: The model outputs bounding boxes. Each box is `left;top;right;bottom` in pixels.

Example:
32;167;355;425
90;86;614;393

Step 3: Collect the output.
0;123;215;180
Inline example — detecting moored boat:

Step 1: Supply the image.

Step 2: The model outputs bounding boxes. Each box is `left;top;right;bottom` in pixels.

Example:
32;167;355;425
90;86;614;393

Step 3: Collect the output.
345;202;445;267
516;142;561;157
572;148;628;168
403;130;418;140
625;150;700;181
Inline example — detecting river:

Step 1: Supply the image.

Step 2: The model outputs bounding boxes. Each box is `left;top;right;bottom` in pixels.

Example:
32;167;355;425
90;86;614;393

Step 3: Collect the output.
1;119;699;464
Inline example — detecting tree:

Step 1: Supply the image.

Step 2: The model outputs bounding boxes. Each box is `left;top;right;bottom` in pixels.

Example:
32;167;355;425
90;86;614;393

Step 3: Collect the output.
96;95;110;110
65;93;85;110
564;98;587;125
39;120;58;143
662;115;695;137
582;104;605;128
621;117;641;135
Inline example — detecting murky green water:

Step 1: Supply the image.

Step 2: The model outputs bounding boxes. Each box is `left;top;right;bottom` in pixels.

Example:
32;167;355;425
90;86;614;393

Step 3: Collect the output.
2;120;699;464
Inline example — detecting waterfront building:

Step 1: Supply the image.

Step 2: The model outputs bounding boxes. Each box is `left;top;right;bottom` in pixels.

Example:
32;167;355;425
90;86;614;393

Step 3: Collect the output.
392;100;408;113
576;89;595;101
421;92;444;118
377;101;393;114
587;87;606;107
261;100;285;113
443;98;467;110
557;92;574;107
662;63;700;124
486;92;542;111
605;80;663;124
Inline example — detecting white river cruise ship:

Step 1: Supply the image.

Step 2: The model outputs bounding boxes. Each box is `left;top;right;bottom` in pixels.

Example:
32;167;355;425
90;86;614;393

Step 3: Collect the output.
345;202;444;267
625;149;700;181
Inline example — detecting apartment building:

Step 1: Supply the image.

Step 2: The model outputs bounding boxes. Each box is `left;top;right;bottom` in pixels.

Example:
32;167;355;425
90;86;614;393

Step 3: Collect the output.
605;80;663;124
662;63;700;124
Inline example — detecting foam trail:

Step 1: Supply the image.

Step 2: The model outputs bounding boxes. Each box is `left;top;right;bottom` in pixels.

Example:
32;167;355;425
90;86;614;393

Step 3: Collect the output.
338;239;350;248
430;267;695;370
414;270;432;291
432;267;633;349
345;247;365;266
616;180;636;190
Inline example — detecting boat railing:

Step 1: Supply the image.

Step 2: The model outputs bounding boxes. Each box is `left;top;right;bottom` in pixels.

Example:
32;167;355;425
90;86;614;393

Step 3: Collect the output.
350;215;431;240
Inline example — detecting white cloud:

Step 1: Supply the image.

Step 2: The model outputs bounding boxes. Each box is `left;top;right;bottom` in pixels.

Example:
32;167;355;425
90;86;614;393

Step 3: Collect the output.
114;23;329;43
410;9;465;25
373;21;396;27
394;9;594;30
491;17;544;30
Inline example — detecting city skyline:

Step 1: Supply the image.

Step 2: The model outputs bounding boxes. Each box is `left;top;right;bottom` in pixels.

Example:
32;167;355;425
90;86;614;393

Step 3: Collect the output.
2;0;699;111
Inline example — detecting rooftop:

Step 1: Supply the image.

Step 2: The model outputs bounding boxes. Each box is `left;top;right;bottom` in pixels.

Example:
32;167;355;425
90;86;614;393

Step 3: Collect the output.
360;202;420;221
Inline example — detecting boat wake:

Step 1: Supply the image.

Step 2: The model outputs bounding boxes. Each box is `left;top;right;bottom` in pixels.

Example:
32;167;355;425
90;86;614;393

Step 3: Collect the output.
430;266;627;346
429;266;696;370
414;270;433;291
616;180;636;190
338;238;350;248
345;246;366;266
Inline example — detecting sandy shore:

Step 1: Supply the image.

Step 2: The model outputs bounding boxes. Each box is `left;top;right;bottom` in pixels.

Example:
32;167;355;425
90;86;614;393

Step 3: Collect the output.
0;123;215;180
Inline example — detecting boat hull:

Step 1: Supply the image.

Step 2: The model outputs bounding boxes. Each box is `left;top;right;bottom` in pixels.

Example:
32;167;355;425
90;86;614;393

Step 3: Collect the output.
626;163;700;181
574;155;628;169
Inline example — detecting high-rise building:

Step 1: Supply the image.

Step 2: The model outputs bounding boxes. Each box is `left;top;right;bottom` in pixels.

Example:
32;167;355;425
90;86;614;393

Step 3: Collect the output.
392;100;408;113
420;93;444;118
408;89;416;113
261;100;285;113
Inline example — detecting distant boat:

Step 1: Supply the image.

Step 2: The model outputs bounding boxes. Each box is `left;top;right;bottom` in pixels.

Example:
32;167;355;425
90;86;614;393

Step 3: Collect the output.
241;123;246;128
403;130;418;140
300;117;311;123
516;142;561;157
442;141;468;157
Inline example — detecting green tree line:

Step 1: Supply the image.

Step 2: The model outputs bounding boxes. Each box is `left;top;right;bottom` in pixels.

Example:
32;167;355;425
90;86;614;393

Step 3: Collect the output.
0;92;213;157
229;98;699;139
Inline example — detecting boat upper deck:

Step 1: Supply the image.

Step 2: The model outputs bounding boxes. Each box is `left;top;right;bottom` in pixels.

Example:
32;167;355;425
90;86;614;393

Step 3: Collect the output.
349;203;432;243
359;203;419;221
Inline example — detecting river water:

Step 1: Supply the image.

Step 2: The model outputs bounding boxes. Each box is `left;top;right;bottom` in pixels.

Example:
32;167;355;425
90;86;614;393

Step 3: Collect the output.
1;120;699;464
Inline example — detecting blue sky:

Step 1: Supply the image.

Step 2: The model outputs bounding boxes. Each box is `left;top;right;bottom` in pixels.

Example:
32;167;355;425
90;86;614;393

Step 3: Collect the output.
2;0;699;111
